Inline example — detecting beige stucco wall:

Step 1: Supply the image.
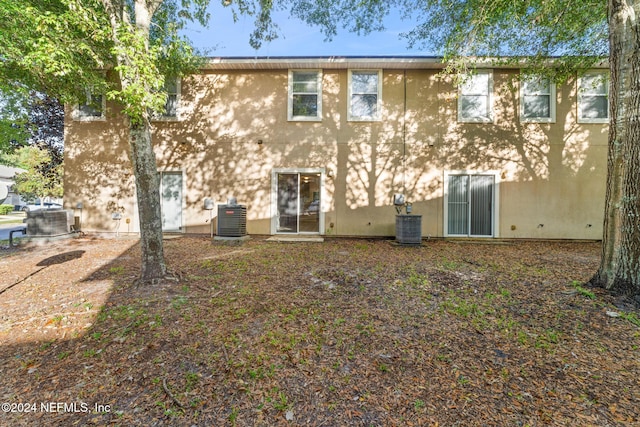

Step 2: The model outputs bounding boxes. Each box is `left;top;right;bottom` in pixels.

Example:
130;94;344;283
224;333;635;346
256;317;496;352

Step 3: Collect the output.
64;63;607;239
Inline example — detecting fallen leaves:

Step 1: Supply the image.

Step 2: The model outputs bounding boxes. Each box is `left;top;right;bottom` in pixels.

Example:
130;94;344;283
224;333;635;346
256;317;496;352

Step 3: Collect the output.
0;237;639;426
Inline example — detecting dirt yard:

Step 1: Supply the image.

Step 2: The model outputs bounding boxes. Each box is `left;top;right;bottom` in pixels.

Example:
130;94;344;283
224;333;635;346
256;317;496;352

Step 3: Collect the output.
0;236;638;426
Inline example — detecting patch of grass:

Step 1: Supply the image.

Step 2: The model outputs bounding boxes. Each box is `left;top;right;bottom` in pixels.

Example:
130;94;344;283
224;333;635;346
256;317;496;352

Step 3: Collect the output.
171;296;188;310
228;407;239;425
619;311;640;327
97;304;149;336
268;388;290;411
354;242;370;250
572;281;595;299
405;269;429;288
457;375;470;386
441;295;479;318
435;354;451;363
108;266;125;275
185;372;199;392
333;317;346;327
39;340;55;351
535;329;561;349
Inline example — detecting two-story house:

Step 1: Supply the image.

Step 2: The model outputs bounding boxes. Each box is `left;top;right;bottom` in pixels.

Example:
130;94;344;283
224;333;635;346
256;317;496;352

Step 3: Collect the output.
63;57;608;239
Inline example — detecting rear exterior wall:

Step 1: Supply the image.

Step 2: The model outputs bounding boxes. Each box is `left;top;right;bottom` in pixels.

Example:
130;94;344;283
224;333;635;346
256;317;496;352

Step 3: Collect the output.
63;67;607;239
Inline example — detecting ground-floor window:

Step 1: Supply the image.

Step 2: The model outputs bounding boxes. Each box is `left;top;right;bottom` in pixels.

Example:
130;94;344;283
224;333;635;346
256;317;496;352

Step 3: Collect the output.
444;171;498;237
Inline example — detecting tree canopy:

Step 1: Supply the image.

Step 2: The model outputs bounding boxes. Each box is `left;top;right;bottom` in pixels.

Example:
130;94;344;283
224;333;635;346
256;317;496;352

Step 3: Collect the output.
270;0;609;79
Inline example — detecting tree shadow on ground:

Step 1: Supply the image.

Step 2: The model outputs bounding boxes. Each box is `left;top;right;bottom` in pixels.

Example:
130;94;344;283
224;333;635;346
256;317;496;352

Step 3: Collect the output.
1;237;638;426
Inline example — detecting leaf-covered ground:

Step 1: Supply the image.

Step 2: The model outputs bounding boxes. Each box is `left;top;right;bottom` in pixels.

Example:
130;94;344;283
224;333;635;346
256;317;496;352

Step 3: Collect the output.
0;236;639;426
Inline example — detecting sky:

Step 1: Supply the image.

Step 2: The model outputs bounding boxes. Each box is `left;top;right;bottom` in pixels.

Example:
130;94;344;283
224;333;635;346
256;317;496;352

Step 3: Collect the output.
181;4;433;57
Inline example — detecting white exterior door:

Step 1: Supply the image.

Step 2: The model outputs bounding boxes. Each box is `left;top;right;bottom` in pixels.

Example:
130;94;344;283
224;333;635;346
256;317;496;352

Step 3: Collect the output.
160;172;183;232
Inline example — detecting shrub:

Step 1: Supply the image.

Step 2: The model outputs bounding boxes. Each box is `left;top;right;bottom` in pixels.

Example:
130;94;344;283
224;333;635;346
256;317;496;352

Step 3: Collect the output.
0;204;15;215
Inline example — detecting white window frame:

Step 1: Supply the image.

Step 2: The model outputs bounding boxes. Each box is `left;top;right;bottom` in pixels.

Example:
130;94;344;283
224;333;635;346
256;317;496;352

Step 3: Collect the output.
270;168;326;235
458;70;494;123
158;169;185;232
520;75;556;123
73;89;106;121
443;170;501;238
288;70;322;121
348;69;382;121
153;77;181;121
577;70;609;124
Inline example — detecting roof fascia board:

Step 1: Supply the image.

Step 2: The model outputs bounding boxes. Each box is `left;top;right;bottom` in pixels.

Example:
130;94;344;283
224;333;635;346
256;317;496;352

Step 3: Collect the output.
203;56;609;71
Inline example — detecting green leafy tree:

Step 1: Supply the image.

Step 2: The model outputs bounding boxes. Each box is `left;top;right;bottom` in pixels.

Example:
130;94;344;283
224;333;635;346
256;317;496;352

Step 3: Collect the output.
0;90;29;161
0;89;64;167
23;92;64;167
0;0;277;282
12;146;63;203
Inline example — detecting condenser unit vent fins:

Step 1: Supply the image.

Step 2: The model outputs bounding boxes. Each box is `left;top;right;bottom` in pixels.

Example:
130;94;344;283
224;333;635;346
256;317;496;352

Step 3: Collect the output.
217;205;247;237
395;215;422;245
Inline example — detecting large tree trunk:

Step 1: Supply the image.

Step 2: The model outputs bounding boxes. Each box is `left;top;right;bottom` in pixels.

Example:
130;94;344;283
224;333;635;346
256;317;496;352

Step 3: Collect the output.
130;120;167;281
100;0;168;282
590;0;640;304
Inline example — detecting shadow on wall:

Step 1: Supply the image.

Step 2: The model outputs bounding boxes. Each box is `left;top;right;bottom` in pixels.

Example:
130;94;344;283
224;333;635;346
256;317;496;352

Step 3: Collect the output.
406;71;606;239
65;68;607;238
64;106;136;233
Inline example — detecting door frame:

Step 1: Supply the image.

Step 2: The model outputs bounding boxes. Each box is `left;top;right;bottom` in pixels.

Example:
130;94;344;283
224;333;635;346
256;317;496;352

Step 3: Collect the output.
443;170;500;238
271;168;325;235
159;170;185;233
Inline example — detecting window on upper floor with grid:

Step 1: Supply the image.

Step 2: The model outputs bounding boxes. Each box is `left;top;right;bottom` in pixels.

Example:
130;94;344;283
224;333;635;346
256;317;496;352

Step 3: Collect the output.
288;70;322;121
73;89;105;121
458;70;493;123
577;70;608;124
520;75;556;123
152;77;180;120
348;70;382;121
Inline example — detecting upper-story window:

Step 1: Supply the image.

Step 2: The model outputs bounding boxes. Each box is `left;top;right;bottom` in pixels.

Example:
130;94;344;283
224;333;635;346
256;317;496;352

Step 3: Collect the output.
458;70;493;123
153;77;180;120
520;75;556;123
348;70;382;121
288;70;322;121
578;71;609;124
73;89;105;121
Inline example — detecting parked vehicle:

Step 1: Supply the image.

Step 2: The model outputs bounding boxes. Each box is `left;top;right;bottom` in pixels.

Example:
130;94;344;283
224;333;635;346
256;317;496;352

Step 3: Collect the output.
23;201;63;212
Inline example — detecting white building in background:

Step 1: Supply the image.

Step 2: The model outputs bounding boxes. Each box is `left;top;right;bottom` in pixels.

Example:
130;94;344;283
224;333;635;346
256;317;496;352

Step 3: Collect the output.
0;164;25;209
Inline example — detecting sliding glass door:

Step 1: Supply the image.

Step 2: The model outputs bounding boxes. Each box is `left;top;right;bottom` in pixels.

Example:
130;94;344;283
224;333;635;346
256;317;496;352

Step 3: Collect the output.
275;171;322;234
447;174;494;237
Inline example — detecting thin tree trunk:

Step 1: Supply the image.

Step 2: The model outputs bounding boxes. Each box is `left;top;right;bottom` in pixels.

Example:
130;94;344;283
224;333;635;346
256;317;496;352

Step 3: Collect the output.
591;0;640;304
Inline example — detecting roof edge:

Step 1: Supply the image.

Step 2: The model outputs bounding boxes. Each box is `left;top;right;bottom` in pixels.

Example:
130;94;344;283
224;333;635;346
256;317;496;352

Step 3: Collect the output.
202;56;609;71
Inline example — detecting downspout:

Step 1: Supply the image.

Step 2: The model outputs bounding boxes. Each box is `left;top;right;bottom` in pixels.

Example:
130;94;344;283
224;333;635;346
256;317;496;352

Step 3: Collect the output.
402;69;407;196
